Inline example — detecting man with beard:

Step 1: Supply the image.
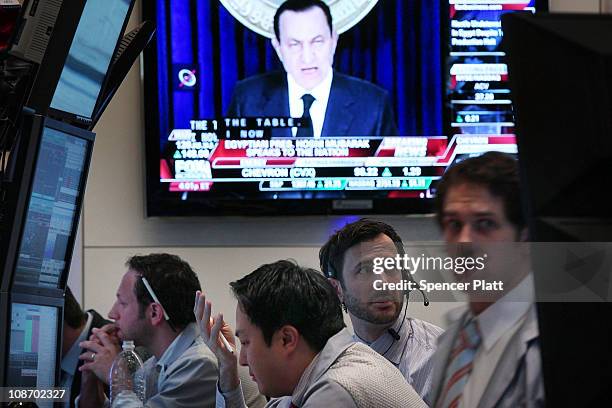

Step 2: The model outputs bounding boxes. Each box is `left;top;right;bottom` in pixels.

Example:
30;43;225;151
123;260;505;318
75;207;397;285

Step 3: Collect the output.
319;219;443;400
428;152;544;407
196;260;426;407
77;253;265;408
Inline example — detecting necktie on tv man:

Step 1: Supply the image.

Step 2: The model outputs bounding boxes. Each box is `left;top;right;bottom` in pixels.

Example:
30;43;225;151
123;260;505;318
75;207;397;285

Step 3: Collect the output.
296;93;315;137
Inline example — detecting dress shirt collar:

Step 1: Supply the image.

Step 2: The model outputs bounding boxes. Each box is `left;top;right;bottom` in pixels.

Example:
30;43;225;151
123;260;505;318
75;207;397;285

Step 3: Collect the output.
287;70;333;110
475;274;535;351
61;311;94;376
155;322;200;373
287;70;333;138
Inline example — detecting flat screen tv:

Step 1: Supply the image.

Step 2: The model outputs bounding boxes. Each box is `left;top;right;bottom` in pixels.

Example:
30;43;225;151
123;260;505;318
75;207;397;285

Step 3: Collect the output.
143;0;548;216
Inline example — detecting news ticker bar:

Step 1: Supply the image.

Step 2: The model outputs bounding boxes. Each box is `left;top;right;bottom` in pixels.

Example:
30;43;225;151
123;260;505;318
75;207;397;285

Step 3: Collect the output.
164;177;438;193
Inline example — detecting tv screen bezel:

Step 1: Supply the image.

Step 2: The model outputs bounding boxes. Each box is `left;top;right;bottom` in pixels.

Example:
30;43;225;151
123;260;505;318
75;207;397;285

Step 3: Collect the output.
142;0;548;217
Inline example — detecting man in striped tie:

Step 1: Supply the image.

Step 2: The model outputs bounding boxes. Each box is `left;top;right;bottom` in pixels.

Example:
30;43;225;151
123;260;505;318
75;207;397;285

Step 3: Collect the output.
428;152;545;408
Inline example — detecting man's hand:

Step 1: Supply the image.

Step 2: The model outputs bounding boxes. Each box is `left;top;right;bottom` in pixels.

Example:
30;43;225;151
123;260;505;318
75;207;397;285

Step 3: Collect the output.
194;290;239;393
79;326;121;385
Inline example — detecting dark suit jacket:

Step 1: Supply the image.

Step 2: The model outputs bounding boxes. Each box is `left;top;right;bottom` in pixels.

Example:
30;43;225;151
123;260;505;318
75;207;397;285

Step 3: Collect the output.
227;71;399;137
68;310;109;408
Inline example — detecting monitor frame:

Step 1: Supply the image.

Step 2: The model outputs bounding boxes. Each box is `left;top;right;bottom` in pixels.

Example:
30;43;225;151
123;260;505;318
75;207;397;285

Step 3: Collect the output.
27;0;136;128
23;0;87;120
142;0;549;217
503;11;612;406
0;114;95;298
141;0;451;217
0;292;63;389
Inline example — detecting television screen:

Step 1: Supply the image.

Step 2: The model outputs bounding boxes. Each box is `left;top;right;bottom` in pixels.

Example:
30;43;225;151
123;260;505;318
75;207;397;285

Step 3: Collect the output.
49;0;133;122
12;123;92;289
7;302;58;408
144;0;547;216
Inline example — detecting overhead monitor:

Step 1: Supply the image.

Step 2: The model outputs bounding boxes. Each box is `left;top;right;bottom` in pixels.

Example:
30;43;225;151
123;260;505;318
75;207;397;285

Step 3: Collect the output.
143;0;548;216
49;0;135;124
17;0;135;127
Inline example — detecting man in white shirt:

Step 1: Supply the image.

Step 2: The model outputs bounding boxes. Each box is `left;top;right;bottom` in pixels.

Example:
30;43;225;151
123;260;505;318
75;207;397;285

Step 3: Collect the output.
320;218;444;400
227;0;397;138
427;152;545;408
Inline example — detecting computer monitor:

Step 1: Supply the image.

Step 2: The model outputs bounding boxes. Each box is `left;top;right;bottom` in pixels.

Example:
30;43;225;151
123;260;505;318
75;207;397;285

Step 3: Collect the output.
502;12;612;238
502;12;612;407
0;114;94;295
0;293;62;408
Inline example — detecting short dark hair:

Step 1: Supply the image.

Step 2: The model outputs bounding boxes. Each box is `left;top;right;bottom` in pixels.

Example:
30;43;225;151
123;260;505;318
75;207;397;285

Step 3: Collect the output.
127;253;201;330
435;151;525;231
274;0;333;41
319;218;405;283
230;260;344;351
64;286;87;329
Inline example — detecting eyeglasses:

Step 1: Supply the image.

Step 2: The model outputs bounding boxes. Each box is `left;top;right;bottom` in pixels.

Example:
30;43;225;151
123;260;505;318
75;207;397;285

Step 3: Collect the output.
141;276;177;332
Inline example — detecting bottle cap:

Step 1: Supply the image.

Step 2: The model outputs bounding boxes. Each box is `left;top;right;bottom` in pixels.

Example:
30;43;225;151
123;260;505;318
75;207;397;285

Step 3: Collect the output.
122;340;135;350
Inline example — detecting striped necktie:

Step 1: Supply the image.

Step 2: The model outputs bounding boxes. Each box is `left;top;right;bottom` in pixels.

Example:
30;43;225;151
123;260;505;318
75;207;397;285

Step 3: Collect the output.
437;318;481;408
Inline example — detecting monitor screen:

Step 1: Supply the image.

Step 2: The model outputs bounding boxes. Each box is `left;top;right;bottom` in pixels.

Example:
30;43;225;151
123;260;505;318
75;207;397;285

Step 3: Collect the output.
50;0;132;120
8;302;58;407
12;125;89;288
144;0;546;216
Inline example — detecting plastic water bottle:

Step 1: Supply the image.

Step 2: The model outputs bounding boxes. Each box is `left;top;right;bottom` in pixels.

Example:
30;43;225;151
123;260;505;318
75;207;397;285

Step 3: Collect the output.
109;340;145;407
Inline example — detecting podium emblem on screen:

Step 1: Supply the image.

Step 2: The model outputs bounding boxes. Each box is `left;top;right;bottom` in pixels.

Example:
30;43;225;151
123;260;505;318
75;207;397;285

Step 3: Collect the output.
173;65;199;91
219;0;379;38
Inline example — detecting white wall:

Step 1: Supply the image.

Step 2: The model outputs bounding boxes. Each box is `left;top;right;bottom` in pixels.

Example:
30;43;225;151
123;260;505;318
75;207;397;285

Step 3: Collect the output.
75;0;601;328
549;0;600;12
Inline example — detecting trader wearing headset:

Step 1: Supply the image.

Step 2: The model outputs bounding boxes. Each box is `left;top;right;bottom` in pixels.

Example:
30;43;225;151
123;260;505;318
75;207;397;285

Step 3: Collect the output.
320;219;443;400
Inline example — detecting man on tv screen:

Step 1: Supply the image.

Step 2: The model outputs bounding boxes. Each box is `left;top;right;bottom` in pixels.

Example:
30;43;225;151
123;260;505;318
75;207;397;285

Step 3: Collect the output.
227;0;398;138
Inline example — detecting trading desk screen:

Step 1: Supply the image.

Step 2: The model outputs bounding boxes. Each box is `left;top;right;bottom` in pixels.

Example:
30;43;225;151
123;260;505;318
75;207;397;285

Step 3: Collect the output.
13;126;88;288
145;0;545;215
8;303;58;408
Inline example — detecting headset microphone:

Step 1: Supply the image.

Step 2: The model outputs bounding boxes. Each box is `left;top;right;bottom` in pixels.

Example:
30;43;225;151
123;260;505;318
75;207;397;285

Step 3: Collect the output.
387;328;400;340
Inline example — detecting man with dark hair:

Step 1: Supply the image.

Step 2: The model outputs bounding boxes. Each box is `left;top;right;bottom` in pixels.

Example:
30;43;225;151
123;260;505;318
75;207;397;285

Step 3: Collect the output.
77;253;265;408
61;287;110;407
196;260;426;407
434;151;525;236
319;218;443;400
427;152;544;407
227;0;398;137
